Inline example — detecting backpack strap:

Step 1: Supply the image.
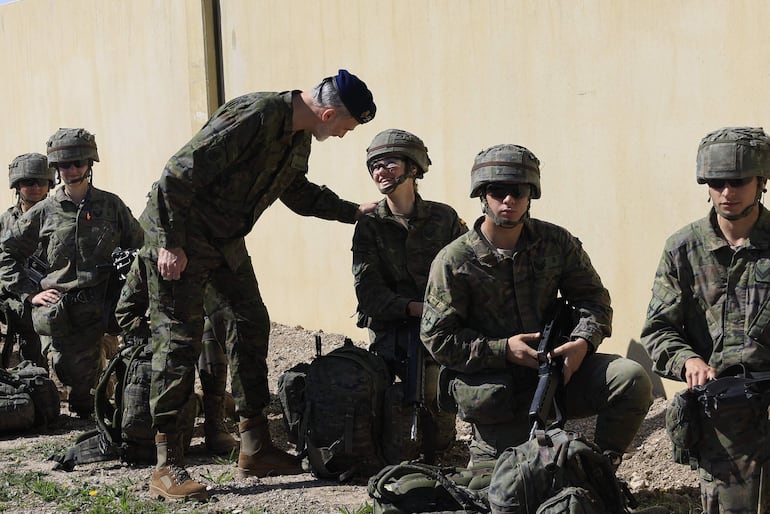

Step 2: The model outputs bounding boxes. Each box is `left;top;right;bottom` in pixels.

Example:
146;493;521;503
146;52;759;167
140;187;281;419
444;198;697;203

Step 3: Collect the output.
49;429;119;471
300;399;359;481
369;462;490;512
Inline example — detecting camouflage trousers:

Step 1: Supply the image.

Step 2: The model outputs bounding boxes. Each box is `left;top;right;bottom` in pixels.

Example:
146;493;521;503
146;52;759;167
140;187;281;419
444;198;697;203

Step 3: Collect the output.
1;296;45;368
40;297;108;415
696;399;770;514
469;353;653;463
143;253;270;434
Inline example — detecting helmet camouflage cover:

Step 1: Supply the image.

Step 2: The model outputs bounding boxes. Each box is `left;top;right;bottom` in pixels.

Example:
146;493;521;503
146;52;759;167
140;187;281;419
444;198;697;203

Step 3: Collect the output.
470;144;541;198
46;128;100;165
696;126;770;183
8;153;55;189
366;129;431;178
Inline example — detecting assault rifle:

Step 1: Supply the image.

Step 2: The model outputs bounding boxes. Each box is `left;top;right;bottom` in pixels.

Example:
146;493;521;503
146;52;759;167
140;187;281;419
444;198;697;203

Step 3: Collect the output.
528;298;573;440
26;254;48;288
96;247;138;281
403;321;425;445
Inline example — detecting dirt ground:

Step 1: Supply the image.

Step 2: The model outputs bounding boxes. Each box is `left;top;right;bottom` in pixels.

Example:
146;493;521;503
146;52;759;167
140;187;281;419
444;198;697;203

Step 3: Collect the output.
0;323;700;513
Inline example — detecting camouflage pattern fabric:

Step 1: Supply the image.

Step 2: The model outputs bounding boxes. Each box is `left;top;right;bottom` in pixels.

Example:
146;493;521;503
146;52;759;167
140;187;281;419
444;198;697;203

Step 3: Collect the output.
139;90;361;432
352;195;467;328
422;217;652;461
0;204;45;367
641;206;770;513
0;185;143;413
352;195;467;458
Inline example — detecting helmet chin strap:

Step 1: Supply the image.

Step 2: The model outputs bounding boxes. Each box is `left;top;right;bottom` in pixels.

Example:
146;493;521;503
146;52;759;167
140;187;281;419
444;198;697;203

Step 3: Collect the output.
481;197;527;228
715;181;765;221
378;169;417;195
59;168;91;186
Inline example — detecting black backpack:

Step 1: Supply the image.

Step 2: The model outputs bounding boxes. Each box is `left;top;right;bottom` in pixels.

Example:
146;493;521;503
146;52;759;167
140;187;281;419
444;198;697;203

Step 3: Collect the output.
279;336;391;481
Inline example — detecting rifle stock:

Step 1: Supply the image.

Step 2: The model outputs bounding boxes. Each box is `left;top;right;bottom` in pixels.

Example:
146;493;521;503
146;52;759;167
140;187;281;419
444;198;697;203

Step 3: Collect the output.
528;298;572;439
26;254;48;288
403;321;424;443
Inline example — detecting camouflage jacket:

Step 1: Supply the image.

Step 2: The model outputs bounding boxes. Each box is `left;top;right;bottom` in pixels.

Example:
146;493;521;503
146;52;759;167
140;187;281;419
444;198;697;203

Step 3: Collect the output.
0;203;23;235
139;90;359;271
352;194;467;328
421;216;612;373
641;206;770;381
0;185;143;302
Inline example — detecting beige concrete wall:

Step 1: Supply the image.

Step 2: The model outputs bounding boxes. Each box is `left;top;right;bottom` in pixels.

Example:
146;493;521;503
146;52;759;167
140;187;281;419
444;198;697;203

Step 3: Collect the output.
3;0;770;396
0;0;210;215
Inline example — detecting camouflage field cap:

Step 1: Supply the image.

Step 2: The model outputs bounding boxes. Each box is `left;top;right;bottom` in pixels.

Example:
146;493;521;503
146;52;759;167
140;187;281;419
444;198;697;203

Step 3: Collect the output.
470;144;541;198
366;129;431;178
46;128;100;165
8;153;55;189
696;126;770;183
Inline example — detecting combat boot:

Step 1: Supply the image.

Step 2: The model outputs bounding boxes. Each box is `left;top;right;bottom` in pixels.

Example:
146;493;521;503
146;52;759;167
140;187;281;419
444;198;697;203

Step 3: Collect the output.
237;415;303;478
150;433;208;501
202;393;238;455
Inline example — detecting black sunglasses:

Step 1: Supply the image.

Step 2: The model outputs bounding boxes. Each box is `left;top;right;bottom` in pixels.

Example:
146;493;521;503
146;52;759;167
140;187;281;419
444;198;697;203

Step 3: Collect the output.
18;178;49;187
56;160;87;170
485;183;531;200
705;177;754;189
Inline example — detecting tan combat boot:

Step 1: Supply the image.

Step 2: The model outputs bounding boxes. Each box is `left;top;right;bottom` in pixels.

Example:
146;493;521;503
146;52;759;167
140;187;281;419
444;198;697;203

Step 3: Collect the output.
237;416;303;478
150;433;208;501
203;393;238;455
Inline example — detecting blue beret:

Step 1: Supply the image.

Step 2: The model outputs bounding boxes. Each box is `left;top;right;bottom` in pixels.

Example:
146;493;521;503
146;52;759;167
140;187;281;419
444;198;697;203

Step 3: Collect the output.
334;69;376;124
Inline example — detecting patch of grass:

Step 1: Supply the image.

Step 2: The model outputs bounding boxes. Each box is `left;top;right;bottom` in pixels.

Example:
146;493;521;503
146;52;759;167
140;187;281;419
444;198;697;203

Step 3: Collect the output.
338;504;372;514
200;467;235;484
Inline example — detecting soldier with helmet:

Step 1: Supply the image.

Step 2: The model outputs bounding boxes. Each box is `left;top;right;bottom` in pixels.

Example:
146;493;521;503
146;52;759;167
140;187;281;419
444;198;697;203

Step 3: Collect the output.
421;143;652;466
642;127;770;513
0;153;56;367
352;128;467;461
0;128;143;419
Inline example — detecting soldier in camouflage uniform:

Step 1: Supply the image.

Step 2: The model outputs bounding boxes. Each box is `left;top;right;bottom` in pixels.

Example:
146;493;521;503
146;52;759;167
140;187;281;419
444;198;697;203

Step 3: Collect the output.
114;255;237;455
421;143;652;465
0;153;55;368
353;128;466;460
0;128;143;419
641;127;770;514
138;69;376;501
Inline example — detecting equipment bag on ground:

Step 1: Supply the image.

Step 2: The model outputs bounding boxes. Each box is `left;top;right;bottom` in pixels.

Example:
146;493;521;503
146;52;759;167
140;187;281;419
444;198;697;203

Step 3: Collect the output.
0;360;60;433
279;336;391;481
51;339;196;470
488;427;636;514
368;460;493;514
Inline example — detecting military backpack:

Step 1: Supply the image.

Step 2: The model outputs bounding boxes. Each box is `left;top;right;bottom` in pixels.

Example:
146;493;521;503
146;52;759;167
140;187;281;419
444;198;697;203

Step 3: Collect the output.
278;336;392;481
0;360;60;433
367;461;493;514
488;428;635;514
52;339;196;470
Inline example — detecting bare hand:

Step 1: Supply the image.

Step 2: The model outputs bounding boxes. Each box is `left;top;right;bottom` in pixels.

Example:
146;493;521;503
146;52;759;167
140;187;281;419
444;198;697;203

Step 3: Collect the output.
684;357;716;390
31;288;61;307
354;201;379;221
551;338;589;384
158;247;188;280
505;332;541;368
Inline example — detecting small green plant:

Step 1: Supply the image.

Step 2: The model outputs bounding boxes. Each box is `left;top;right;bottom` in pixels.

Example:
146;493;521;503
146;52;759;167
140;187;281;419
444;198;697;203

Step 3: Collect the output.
200;467;235;485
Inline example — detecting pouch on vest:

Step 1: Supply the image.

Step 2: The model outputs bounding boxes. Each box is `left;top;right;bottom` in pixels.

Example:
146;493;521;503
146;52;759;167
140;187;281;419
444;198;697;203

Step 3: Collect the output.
31;300;70;337
439;368;517;425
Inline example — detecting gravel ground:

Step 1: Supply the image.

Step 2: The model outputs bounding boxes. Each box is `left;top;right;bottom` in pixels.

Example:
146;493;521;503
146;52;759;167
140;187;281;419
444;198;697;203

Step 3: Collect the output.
0;322;700;513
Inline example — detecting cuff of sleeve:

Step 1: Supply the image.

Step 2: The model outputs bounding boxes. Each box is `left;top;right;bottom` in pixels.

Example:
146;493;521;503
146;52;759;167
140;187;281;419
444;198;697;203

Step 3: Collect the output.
340;201;360;224
572;331;600;353
671;350;701;381
487;338;509;368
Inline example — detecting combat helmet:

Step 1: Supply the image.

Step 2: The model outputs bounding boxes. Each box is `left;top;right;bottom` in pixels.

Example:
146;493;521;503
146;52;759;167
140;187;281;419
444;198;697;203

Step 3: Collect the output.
46;128;100;166
8;153;55;189
366;129;431;178
470;144;541;198
696;127;770;184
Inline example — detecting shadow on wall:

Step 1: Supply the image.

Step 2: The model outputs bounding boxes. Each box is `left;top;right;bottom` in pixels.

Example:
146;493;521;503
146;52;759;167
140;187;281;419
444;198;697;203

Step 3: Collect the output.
627;338;667;399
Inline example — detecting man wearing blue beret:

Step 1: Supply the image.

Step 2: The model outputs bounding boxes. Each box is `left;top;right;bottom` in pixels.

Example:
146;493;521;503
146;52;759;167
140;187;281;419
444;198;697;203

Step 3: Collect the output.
138;70;377;501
